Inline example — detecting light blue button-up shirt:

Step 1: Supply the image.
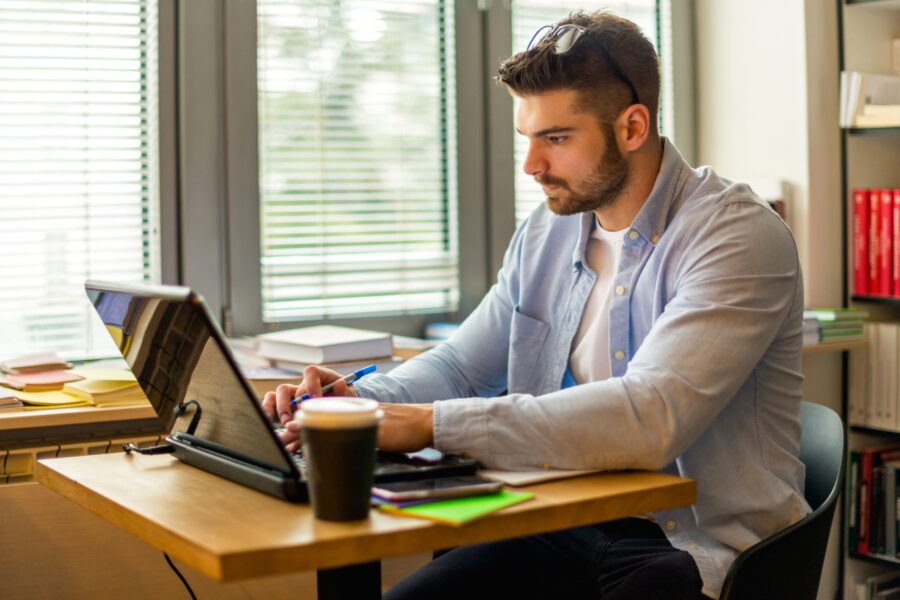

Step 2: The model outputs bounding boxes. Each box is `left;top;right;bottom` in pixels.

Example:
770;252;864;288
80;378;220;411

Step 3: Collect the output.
356;139;808;598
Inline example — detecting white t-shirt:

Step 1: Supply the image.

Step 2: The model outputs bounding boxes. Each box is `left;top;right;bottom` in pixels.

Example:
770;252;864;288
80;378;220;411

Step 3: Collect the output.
569;218;628;384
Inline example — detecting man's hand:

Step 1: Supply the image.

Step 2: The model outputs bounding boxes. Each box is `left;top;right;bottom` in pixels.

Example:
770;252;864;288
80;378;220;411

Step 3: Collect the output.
375;403;435;452
261;365;357;426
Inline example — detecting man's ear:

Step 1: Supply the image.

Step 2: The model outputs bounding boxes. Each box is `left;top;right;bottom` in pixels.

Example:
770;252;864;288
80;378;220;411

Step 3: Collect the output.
617;103;651;152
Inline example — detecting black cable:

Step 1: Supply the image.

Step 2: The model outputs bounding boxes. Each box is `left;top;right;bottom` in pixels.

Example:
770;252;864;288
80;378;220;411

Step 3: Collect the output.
163;552;198;600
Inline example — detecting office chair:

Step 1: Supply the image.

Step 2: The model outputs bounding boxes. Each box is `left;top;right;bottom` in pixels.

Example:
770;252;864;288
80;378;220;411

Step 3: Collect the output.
719;401;846;600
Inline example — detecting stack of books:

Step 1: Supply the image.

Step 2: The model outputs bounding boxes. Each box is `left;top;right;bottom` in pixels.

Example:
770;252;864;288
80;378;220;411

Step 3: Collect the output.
372;475;532;526
848;445;900;566
840;71;900;128
255;325;402;376
803;308;868;345
852;187;900;298
849;322;900;431
0;387;22;412
0;352;89;410
0;352;148;410
853;570;900;600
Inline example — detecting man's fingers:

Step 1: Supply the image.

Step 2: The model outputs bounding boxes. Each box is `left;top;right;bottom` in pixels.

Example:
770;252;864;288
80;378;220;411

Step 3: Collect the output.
303;365;326;398
261;391;276;419
275;384;300;424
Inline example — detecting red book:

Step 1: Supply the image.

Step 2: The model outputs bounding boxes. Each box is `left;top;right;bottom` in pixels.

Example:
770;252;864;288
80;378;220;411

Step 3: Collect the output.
855;188;870;295
894;189;900;297
870;189;881;294
880;189;894;296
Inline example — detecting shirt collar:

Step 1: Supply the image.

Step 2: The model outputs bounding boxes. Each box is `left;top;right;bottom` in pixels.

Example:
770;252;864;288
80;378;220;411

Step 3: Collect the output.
571;136;688;267
629;136;687;246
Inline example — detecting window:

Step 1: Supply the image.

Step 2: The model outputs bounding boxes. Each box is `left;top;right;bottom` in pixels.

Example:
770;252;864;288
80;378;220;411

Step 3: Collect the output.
511;0;660;223
0;0;159;359
257;0;458;323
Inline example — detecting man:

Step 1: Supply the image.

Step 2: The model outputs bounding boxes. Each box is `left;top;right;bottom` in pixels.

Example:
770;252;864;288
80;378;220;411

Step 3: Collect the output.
263;11;807;599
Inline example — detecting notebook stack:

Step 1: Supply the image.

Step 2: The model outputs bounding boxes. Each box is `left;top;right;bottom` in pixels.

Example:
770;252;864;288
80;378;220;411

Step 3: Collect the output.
803;308;868;344
371;478;533;526
0;352;148;410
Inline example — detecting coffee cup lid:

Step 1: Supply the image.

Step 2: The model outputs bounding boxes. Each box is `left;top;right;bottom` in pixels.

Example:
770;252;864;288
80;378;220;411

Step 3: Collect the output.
295;397;383;429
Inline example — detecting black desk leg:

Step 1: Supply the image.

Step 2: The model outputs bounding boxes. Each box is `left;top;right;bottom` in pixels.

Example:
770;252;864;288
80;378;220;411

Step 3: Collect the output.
317;560;381;600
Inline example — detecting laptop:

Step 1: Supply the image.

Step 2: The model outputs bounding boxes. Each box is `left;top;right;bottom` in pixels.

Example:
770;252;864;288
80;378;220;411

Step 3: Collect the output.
85;280;478;502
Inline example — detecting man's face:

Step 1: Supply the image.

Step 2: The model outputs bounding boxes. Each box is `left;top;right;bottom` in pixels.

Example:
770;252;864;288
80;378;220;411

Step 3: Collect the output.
515;89;628;216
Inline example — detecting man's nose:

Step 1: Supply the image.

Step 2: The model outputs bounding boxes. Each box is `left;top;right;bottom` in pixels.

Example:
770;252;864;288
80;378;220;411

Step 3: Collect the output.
522;142;547;177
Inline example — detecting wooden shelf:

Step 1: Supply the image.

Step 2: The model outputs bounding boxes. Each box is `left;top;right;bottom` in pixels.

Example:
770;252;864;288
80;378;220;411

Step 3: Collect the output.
0;404;157;432
850;551;900;567
850;424;900;436
846;0;900;9
844;126;900;135
852;295;900;306
802;340;867;354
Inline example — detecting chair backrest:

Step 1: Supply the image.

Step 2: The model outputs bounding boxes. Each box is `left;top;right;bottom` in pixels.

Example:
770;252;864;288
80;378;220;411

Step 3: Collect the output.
719;401;845;600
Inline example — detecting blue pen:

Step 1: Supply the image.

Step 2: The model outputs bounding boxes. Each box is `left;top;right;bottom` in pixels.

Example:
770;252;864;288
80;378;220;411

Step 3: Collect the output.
289;364;377;407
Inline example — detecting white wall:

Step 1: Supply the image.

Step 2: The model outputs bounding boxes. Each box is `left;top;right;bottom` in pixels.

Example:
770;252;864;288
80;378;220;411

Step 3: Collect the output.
694;1;843;598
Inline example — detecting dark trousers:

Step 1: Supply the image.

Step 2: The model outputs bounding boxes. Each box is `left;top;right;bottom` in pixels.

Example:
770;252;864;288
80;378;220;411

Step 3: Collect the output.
383;518;708;600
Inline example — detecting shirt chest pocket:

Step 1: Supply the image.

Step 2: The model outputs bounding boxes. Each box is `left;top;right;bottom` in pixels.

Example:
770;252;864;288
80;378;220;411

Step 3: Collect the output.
508;307;551;394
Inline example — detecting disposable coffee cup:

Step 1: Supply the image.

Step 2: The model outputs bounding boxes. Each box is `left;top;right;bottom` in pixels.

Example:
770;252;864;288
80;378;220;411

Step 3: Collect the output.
295;397;383;521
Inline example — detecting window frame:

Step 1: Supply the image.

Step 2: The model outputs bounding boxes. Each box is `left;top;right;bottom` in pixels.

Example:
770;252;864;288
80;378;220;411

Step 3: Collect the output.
173;0;691;338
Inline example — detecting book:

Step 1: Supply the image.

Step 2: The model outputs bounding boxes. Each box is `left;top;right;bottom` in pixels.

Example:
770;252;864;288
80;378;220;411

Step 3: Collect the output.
257;325;393;364
881;189;894;296
0;386;23;411
849;450;860;554
855;188;870;296
479;468;601;486
271;356;403;376
13;390;91;410
1;369;83;392
62;379;146;407
378;489;534;526
872;189;881;294
0;351;72;375
894;189;900;297
803;308;869;322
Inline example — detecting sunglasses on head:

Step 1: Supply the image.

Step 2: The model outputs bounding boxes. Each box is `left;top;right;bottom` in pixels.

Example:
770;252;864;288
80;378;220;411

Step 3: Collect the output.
527;23;640;106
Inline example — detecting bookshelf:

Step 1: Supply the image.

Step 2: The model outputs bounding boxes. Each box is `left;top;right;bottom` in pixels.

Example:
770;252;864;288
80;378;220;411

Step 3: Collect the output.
840;0;900;593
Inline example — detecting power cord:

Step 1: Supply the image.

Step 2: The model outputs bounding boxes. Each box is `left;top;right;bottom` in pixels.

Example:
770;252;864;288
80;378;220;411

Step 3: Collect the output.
163;552;198;600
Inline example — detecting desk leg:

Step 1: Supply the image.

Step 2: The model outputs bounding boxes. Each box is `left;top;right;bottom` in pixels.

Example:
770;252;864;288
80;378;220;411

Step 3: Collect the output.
317;560;381;600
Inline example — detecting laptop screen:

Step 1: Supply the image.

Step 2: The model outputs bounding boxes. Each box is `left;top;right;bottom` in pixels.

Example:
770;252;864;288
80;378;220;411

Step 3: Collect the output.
86;283;295;473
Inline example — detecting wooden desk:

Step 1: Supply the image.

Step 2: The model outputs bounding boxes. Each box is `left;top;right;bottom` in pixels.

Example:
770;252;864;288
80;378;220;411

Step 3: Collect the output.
37;453;695;599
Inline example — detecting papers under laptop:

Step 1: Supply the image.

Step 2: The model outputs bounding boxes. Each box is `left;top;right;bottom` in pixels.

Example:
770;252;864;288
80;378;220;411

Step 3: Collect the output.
85;281;478;503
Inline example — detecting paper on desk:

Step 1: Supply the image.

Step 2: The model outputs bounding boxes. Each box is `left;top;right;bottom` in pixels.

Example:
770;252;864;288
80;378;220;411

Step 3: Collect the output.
478;468;601;486
67;367;137;382
14;389;90;408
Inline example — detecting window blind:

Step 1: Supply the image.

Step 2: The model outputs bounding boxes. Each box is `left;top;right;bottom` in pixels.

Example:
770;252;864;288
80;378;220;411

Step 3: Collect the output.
257;0;458;323
0;0;158;359
511;0;659;224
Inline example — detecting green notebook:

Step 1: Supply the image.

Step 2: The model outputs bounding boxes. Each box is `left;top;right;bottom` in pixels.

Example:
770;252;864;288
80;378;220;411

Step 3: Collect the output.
379;490;534;526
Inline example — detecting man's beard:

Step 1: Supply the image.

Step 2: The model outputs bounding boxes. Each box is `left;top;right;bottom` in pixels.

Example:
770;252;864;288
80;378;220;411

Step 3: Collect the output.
539;130;629;216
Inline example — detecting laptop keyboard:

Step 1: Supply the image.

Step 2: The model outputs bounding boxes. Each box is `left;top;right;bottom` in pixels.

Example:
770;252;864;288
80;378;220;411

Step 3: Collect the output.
291;451;440;482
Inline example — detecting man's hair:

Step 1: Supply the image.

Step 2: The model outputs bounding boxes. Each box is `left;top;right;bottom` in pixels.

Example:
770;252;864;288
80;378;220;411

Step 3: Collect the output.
498;11;660;130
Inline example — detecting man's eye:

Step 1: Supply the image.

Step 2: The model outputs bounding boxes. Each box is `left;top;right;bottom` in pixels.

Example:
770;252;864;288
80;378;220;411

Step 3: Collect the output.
547;136;567;144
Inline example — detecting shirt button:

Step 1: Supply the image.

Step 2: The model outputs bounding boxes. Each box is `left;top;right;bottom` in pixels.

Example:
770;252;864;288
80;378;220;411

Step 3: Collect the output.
615;285;626;295
614;350;625;360
628;230;639;241
665;520;677;531
651;234;660;244
689;544;698;550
